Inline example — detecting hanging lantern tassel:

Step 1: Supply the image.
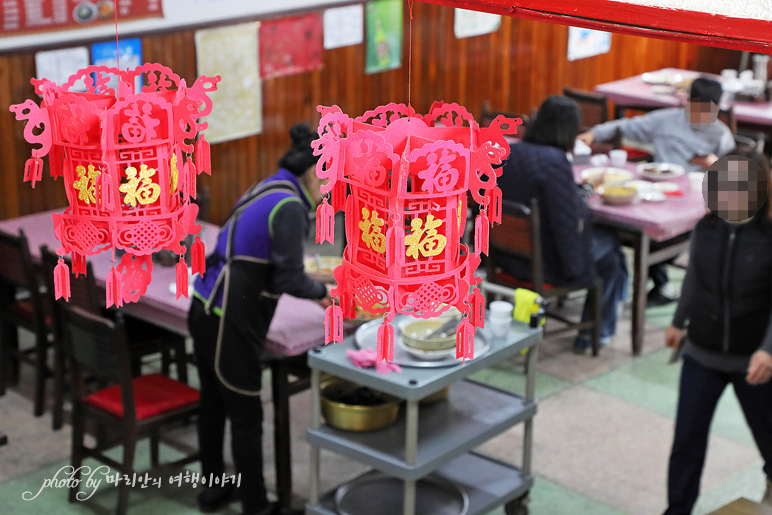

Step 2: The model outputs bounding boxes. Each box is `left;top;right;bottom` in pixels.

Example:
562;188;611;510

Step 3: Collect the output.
324;303;344;344
95;174;116;212
331;180;346;213
191;237;206;276
176;257;189;299
340;291;355;320
53;258;71;301
487;187;503;224
316;197;335;244
195;134;211;175
72;252;87;277
474;211;490;256
24;151;43;188
376;316;395;362
469;288;485;329
105;267;123;308
185;157;197;200
456;320;475;362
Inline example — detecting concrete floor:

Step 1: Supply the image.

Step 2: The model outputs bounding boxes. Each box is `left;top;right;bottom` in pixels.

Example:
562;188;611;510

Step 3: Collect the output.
0;265;767;514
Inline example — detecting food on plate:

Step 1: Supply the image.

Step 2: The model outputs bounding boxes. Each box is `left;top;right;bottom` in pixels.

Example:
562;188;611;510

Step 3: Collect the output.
597;185;637;206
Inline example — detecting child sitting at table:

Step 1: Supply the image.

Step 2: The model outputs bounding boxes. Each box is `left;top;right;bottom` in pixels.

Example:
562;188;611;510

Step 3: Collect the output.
578;78;735;306
497;95;628;352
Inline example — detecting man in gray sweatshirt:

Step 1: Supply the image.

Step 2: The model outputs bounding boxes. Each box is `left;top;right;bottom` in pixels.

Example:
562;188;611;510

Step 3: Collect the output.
577;78;736;305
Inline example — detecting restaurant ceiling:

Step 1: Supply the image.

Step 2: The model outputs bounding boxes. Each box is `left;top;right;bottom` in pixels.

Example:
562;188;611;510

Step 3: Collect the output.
418;0;772;53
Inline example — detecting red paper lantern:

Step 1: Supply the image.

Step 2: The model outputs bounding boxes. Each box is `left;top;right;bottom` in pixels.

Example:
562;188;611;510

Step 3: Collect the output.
314;102;521;361
9;64;220;307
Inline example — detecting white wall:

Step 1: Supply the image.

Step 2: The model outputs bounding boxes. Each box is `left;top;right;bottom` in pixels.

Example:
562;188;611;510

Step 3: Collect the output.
0;0;355;52
612;0;772;21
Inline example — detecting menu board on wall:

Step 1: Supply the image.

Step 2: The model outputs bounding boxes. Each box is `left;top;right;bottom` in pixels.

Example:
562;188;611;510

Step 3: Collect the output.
1;0;163;36
259;13;323;80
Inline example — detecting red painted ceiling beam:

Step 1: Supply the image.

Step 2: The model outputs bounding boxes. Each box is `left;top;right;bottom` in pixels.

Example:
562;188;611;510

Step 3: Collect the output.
417;0;772;53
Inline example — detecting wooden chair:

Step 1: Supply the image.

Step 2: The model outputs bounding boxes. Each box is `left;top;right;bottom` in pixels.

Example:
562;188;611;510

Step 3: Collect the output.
64;306;199;515
563;87;609;132
480;100;529;133
484;199;603;356
0;230;52;418
41;246;189;431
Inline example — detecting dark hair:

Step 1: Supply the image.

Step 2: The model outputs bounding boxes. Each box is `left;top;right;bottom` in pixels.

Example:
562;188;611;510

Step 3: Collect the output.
523;95;582;153
703;150;771;224
690;78;723;107
277;123;320;177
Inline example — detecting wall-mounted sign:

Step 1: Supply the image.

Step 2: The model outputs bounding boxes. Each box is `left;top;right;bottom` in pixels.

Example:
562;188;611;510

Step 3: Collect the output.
1;0;162;36
454;8;501;39
567;27;611;61
259;13;323;79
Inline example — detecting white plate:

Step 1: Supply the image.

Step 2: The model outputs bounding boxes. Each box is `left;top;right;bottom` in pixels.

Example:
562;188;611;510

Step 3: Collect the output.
580;167;634;184
637;162;685;181
355;315;490;368
642;71;667;85
654;181;680;192
642;191;667;202
623;180;654;192
397;339;456;361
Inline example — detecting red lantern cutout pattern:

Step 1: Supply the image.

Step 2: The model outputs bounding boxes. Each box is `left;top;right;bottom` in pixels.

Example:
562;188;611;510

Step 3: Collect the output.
314;102;521;361
10;64;220;307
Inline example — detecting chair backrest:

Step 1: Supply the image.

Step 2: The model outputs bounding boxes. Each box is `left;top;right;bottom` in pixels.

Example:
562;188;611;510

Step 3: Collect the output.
718;107;737;134
563;87;610;131
480;100;529;133
487;198;545;291
0;230;47;330
0;229;36;290
63;306;135;417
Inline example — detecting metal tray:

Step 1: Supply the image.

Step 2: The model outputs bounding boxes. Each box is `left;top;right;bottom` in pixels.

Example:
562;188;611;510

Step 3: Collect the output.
354;315;490;368
335;471;469;515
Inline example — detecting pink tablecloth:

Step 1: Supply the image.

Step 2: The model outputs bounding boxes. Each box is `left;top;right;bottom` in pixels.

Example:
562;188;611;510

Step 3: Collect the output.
594;68;772;128
0;209;332;357
573;163;709;241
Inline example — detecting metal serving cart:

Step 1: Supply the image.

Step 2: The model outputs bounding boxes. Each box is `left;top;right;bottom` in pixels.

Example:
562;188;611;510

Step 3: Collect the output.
306;318;541;515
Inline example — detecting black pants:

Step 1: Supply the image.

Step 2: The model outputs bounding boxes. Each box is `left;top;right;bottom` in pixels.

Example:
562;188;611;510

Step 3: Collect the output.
665;354;772;514
188;298;269;513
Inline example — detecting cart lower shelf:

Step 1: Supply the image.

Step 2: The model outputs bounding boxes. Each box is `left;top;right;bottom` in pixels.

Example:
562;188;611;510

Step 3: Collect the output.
306;451;533;515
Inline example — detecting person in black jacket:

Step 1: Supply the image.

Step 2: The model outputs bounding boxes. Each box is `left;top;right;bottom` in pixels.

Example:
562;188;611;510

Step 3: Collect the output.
189;124;331;515
664;153;772;514
497;95;628;352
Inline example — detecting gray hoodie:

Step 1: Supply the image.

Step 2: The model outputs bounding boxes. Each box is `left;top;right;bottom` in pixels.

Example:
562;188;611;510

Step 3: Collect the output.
590;107;735;172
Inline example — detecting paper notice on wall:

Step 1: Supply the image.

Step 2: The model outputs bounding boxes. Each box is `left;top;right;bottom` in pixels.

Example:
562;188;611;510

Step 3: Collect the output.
35;46;89;91
323;5;364;49
567;27;612;61
365;0;402;74
195;22;262;143
91;37;143;92
453;9;501;39
260;13;323;79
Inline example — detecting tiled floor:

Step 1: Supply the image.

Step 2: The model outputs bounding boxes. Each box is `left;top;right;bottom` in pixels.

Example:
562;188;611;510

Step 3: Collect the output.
0;266;768;514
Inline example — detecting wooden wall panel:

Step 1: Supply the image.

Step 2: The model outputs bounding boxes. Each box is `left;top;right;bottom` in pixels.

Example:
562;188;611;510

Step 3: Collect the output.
0;3;734;224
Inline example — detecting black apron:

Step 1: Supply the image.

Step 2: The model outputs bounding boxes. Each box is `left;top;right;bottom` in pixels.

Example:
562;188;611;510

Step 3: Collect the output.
204;180;301;395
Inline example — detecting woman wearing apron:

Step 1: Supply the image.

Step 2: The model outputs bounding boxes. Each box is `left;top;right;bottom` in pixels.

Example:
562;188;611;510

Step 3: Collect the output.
189;124;330;515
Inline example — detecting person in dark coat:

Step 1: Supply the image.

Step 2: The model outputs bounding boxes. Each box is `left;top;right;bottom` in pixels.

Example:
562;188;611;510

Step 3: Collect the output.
663;153;772;514
189;124;330;515
496;95;628;351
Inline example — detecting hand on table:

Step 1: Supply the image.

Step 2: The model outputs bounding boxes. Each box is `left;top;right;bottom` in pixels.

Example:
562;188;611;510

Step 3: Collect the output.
665;326;685;348
747;350;772;385
582;173;605;189
690;154;718;169
577;132;595;145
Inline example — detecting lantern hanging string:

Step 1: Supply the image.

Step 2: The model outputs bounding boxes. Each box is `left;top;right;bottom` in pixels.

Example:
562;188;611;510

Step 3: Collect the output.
114;6;120;101
408;0;413;121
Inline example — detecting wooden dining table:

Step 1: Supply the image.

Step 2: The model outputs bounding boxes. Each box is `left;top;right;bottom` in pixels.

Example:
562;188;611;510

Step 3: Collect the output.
594;67;772;131
572;163;708;355
0;208;334;514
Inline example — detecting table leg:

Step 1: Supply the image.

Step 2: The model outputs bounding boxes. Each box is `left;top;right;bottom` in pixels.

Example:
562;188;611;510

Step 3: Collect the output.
403;399;419;515
631;233;650;356
270;359;292;512
522;344;538;477
309;369;321;506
